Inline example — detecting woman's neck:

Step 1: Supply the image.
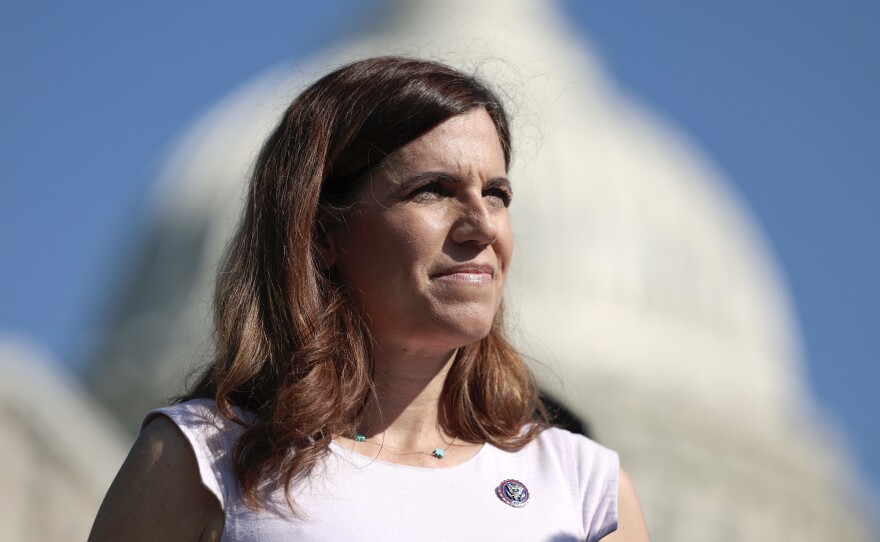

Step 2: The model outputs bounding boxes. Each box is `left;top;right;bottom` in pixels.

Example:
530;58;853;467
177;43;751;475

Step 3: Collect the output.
359;347;456;445
339;346;483;467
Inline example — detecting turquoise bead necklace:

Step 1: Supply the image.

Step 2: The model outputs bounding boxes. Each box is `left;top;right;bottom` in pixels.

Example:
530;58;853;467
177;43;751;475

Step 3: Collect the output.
354;433;458;459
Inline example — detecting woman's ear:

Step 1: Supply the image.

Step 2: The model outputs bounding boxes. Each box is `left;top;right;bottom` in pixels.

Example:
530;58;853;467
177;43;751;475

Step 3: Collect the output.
315;210;338;271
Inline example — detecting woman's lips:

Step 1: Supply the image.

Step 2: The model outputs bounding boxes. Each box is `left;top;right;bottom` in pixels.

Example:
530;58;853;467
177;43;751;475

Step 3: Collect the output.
431;265;495;284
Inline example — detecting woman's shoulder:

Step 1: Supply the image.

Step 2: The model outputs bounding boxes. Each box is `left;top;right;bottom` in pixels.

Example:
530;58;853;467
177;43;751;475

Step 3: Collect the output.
143;398;256;447
529;426;622;540
144;397;255;429
89;406;226;541
526;425;620;490
139;398;256;510
531;425;618;462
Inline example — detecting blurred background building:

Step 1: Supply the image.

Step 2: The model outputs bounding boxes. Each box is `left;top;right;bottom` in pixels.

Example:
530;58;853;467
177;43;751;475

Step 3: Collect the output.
2;1;876;540
0;338;128;541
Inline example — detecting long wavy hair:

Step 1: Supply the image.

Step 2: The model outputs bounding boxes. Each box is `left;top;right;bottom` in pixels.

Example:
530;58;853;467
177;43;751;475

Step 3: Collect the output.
184;56;547;510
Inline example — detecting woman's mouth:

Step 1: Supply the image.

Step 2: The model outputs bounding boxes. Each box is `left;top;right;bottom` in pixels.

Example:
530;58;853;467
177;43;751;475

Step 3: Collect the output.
431;264;495;284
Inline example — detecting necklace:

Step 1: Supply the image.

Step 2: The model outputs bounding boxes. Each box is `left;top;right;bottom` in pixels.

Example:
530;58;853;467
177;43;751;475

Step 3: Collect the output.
354;432;458;459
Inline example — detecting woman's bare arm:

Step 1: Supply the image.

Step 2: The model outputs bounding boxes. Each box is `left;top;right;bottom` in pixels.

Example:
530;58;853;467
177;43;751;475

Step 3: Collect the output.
88;415;225;542
602;467;650;541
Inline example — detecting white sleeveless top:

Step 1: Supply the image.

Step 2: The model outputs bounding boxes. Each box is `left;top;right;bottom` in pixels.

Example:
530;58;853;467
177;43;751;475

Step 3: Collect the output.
145;399;619;541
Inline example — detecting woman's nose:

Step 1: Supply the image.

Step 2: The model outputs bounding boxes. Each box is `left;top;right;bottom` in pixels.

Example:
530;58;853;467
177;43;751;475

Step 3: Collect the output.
451;195;498;246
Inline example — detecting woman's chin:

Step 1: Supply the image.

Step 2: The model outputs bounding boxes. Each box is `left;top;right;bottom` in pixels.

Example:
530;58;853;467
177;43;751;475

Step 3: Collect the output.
434;303;500;344
436;316;496;349
373;317;495;355
366;299;501;353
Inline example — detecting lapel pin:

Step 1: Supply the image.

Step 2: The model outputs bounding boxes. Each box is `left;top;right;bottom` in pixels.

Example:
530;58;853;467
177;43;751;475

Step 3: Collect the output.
495;479;530;508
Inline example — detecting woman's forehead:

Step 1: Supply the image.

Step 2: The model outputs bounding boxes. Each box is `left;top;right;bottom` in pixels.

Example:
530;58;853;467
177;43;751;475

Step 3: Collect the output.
381;109;506;177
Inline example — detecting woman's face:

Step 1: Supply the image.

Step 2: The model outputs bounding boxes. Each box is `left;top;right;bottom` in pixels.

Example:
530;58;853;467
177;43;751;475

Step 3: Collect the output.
323;108;512;356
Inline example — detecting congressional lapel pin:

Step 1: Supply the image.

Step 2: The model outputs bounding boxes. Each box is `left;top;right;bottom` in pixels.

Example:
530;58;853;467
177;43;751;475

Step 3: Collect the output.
495;479;530;508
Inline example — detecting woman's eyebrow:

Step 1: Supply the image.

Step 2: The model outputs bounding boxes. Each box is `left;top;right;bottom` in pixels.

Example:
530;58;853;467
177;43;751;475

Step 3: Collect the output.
485;177;513;192
394;171;457;190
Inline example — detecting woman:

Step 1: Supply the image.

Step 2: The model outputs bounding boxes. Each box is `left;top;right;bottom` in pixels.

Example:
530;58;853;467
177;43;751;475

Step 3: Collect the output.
89;56;649;541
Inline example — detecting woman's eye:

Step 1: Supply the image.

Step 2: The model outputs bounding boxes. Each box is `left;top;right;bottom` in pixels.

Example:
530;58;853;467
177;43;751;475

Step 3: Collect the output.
410;182;447;201
484;188;512;207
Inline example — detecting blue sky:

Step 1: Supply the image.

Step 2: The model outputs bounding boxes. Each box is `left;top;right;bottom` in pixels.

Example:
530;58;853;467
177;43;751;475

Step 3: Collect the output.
2;0;877;503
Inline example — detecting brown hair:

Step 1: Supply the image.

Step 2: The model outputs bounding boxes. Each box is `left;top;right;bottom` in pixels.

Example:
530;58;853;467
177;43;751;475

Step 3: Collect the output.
185;56;546;510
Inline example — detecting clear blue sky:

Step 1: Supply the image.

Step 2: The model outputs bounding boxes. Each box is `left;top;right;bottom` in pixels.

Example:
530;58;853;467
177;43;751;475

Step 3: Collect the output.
2;0;877;502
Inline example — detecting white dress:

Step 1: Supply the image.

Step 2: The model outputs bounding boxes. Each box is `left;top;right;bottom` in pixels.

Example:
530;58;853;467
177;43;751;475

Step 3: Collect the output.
145;398;619;541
